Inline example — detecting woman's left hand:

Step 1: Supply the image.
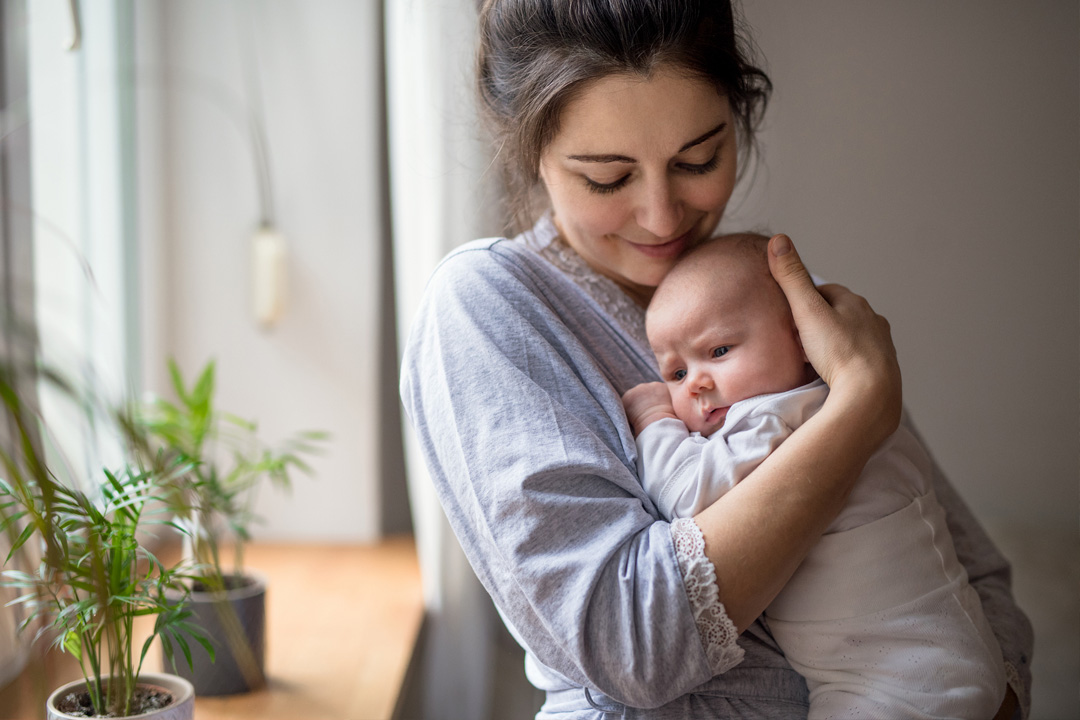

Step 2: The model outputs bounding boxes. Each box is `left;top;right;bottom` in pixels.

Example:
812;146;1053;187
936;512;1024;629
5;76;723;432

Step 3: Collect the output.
767;233;902;449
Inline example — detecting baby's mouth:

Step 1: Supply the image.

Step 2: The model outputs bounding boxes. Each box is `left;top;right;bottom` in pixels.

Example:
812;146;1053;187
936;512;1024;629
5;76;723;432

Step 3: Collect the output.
704;406;728;426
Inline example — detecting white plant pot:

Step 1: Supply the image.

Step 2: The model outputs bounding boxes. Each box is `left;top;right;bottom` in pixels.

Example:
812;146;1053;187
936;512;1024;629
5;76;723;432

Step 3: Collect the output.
46;673;194;720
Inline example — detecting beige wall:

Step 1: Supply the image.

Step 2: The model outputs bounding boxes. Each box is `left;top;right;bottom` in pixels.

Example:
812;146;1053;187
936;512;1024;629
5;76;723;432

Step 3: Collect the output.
730;0;1078;531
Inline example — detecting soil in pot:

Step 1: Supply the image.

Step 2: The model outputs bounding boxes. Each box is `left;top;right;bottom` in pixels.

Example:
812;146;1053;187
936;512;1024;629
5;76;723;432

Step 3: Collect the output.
53;685;173;717
47;673;194;720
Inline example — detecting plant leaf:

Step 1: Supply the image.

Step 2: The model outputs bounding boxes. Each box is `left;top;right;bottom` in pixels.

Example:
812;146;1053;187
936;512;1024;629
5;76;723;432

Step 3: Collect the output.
62;631;83;661
5;523;37;564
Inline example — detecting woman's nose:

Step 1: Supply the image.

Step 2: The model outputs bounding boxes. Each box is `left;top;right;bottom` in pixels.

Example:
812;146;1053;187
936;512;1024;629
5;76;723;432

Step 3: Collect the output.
635;178;683;238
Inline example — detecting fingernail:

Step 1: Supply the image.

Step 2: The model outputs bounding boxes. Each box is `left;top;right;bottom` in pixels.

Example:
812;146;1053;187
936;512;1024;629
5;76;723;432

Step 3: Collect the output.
772;234;792;256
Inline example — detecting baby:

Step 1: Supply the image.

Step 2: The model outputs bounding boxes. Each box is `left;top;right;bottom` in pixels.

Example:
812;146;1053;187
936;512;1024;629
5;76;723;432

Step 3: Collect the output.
623;236;1006;719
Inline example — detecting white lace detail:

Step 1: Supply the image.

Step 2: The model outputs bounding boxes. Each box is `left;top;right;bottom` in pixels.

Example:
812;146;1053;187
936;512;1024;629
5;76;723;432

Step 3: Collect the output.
671;517;744;673
523;216;651;351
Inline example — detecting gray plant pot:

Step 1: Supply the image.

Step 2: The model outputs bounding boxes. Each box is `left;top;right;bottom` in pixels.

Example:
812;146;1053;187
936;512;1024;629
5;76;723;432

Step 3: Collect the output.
163;571;267;696
46;673;194;720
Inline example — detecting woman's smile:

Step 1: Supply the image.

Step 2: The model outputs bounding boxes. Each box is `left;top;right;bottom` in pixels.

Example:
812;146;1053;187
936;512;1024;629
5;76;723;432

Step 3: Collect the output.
621;229;694;259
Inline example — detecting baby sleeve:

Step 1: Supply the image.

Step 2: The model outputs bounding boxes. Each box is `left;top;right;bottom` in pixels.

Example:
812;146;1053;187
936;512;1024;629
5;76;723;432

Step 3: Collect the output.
636;412;796;520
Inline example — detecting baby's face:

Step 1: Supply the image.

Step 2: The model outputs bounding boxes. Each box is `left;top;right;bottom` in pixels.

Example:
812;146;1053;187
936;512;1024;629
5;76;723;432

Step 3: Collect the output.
648;268;810;437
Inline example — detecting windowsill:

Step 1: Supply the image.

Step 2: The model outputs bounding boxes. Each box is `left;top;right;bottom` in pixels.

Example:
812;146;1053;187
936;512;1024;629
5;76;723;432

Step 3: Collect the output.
0;536;424;720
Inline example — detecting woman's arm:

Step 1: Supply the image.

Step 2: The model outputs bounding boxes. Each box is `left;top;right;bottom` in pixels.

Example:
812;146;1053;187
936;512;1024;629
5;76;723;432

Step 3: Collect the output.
694;234;903;631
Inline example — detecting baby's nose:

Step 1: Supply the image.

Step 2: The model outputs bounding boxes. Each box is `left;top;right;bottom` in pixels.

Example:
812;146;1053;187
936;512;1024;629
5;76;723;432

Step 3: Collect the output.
689;369;713;392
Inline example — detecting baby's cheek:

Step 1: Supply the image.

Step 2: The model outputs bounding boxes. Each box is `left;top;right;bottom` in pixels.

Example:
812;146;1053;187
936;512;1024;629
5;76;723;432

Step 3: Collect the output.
671;392;695;425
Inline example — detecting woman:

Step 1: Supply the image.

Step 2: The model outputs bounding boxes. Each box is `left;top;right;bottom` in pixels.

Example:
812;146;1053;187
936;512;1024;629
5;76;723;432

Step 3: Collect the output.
400;1;1032;717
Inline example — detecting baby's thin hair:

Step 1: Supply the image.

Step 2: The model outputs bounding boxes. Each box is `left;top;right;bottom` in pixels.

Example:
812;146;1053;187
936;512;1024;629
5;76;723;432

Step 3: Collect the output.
648;234;786;328
659;234;769;293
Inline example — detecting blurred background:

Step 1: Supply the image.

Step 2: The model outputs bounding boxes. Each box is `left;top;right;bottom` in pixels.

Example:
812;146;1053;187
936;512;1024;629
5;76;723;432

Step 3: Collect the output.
0;1;1075;718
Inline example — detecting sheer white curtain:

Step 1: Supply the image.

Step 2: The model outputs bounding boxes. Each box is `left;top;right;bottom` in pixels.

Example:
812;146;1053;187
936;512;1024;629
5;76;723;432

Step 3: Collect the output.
385;1;504;718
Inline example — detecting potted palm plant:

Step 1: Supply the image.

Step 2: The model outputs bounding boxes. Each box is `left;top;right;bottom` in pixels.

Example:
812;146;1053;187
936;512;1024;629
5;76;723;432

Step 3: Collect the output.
0;362;209;719
125;358;325;696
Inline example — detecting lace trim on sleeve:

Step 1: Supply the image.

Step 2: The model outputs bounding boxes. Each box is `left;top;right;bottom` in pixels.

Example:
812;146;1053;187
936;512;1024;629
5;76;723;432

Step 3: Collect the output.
671;517;745;674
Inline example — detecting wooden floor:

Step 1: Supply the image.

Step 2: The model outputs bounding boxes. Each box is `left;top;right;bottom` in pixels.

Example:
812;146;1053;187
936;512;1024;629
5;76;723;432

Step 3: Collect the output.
0;537;424;720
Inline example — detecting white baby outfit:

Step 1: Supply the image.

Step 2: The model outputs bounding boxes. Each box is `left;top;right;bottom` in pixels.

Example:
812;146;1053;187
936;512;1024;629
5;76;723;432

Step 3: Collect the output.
637;378;1007;719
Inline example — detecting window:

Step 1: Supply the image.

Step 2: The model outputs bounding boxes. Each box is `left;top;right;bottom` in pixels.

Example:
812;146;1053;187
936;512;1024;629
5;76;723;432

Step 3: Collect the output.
26;0;136;485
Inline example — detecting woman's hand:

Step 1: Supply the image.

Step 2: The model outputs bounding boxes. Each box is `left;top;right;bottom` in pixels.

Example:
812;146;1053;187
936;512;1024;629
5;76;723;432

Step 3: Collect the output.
767;234;902;448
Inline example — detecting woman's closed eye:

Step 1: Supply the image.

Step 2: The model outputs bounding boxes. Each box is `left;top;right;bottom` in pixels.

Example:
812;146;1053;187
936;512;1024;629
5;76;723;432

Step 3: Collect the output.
584;174;630;194
583;152;722;195
677;152;720;175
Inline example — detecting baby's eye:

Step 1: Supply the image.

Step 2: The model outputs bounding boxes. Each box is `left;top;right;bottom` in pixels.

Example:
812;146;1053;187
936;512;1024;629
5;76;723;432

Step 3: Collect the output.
712;346;730;358
672;369;687;381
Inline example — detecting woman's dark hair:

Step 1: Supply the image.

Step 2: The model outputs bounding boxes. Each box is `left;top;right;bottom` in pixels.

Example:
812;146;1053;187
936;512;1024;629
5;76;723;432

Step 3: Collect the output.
476;0;772;232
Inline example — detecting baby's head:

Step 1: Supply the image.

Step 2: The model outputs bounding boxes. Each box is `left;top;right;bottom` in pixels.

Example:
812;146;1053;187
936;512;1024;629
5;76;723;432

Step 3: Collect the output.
646;236;813;437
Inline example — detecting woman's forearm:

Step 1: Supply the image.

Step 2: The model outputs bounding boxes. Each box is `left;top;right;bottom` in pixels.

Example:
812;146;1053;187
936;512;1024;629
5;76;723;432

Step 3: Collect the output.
694;380;892;632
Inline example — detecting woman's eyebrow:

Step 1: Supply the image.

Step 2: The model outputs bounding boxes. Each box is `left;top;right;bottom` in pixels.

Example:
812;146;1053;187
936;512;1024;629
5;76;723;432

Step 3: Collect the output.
566;152;635;164
566;122;728;163
679;122;727;153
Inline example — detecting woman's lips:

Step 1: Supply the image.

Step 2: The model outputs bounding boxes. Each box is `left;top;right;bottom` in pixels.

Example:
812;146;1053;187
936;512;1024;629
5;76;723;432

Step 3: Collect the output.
625;231;692;259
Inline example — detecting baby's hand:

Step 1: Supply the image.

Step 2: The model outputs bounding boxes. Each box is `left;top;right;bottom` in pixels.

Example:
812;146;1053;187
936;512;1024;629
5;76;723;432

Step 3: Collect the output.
622;382;678;436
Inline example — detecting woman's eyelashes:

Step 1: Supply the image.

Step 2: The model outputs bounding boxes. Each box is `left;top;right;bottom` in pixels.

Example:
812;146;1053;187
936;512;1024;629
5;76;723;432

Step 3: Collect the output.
679;153;721;176
584;174;629;194
582;152;721;194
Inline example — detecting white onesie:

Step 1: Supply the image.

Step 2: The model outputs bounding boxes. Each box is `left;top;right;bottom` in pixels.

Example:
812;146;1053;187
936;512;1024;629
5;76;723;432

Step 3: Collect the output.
637;378;1007;719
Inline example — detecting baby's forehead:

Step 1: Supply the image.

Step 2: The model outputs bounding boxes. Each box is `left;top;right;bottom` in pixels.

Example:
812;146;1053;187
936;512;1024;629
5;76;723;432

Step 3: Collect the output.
647;243;788;334
654;240;772;303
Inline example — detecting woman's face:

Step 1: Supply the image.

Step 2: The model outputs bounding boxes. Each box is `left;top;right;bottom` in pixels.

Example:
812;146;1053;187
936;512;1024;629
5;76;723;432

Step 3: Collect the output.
539;66;738;305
